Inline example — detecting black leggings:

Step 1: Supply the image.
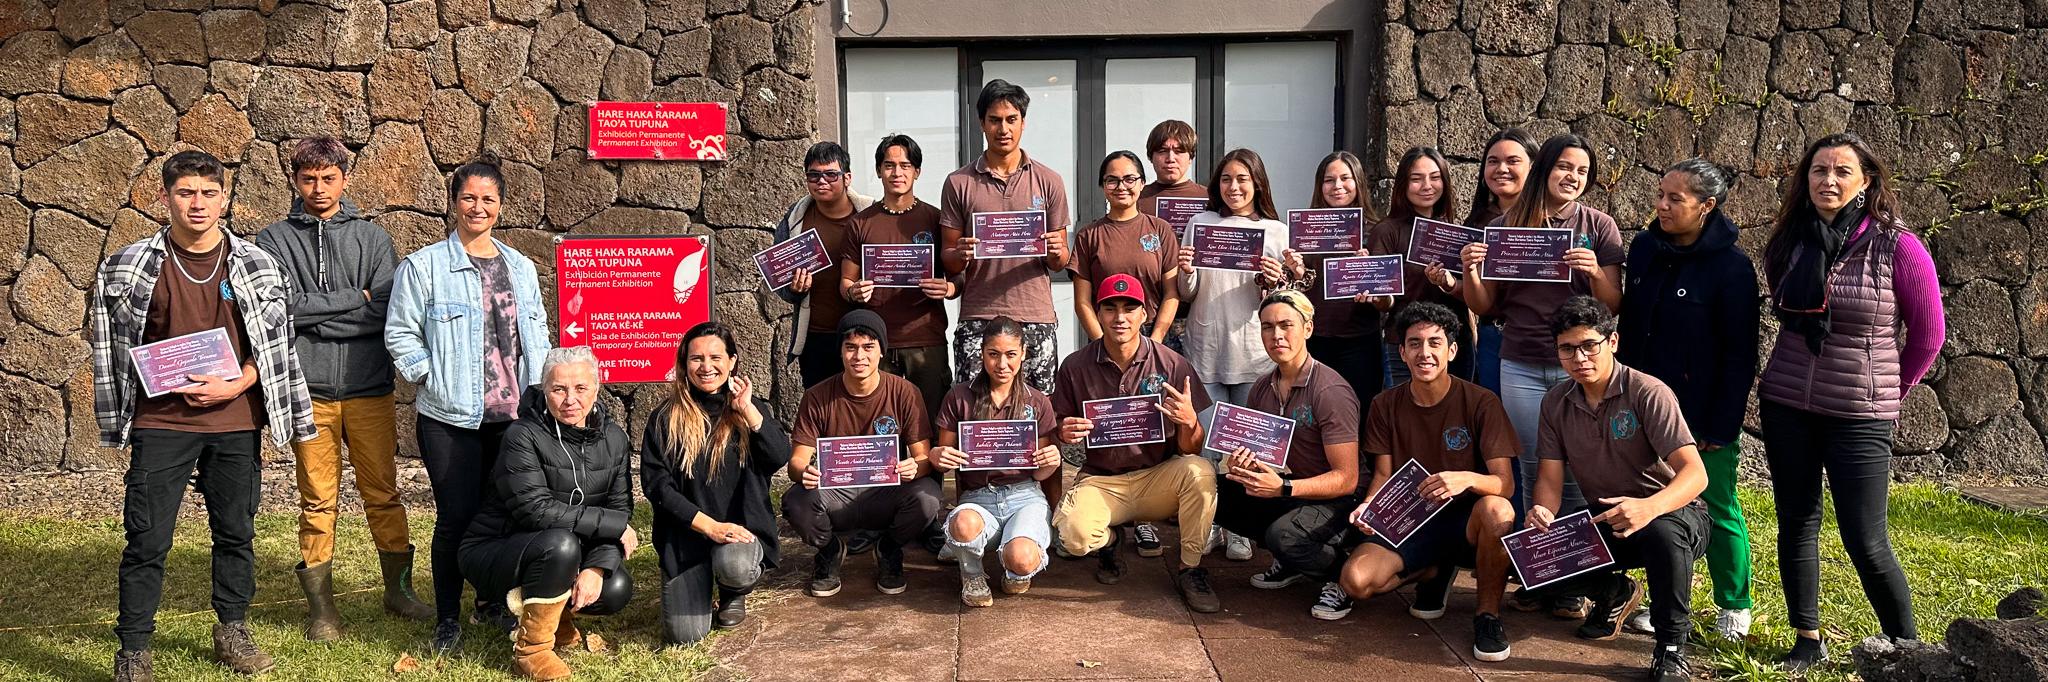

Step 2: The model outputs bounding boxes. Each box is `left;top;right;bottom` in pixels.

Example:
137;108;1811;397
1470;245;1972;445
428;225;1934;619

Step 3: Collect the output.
1760;400;1916;639
417;415;511;620
460;529;632;614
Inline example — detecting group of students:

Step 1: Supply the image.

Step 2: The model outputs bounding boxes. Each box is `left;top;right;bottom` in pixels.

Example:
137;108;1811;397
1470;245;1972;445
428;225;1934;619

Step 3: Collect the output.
83;74;1944;682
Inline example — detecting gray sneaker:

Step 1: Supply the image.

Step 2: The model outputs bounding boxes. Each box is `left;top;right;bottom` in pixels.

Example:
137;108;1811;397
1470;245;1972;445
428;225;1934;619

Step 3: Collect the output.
960;574;994;607
212;621;276;675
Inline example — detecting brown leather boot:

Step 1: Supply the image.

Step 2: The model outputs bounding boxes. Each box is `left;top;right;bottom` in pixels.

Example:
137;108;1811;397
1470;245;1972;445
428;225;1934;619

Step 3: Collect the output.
296;561;342;641
509;589;571;681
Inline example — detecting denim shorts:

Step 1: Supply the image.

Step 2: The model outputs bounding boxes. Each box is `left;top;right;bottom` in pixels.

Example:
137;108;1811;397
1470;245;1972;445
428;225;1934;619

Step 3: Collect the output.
947;480;1053;579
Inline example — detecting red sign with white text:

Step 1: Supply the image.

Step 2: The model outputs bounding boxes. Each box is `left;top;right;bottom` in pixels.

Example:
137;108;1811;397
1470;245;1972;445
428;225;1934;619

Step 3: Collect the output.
586;101;729;161
555;235;714;383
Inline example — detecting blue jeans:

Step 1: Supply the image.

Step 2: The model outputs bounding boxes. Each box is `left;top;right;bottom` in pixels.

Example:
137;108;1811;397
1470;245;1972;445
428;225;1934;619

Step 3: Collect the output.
1500;357;1584;525
1475;322;1503;393
947;481;1053;580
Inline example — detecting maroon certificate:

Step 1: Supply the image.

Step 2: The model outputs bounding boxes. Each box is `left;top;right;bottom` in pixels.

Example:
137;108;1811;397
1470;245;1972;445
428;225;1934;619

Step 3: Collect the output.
1354;459;1450;547
752;230;833;292
817;434;901;490
971;210;1048;258
957;419;1039;471
1189;223;1265;272
1155;197;1207;240
1501;509;1617;590
1406;217;1484;270
1287;208;1365;254
1203;402;1295;470
861;243;934;288
128;327;243;399
1482;227;1573;282
1322;254;1405;300
1083;395;1166;449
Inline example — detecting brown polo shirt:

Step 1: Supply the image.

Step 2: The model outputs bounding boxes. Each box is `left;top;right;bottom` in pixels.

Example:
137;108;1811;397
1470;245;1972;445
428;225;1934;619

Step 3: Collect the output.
1365;377;1518;478
1367;215;1471;345
1051;337;1214;476
844;200;948;349
933;382;1058;492
1139;180;1208;218
1244;358;1361;480
803;202;860;334
134;241;263;432
1536;364;1693;503
938;153;1071;324
792;372;932;457
1486;202;1627;365
1071;212;1179;321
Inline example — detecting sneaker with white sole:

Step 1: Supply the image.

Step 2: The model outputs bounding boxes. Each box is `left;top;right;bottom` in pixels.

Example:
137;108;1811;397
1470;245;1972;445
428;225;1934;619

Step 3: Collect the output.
1472;613;1512;662
1250;560;1306;589
1204;525;1224;554
1715;608;1753;639
1625;607;1655;634
1409;567;1456;620
1133;524;1164;558
1224;529;1253;561
1310;582;1354;620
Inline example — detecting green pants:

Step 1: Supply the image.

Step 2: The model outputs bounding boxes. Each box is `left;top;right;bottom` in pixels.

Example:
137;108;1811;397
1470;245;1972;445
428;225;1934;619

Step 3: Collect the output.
1699;438;1754;610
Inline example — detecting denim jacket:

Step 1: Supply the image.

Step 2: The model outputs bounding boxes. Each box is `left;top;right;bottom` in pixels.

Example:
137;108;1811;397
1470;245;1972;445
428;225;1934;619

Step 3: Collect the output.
385;232;551;429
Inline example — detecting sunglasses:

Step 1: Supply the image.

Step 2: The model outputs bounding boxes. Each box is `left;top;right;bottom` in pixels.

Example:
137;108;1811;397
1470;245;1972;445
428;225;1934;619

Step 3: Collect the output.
804;170;847;184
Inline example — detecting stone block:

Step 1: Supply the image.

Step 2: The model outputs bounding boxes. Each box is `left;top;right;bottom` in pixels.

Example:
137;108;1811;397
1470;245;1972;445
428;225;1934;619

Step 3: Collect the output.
649;0;708;32
701;137;808;227
0;372;67;469
532;12;615;104
369;50;433;123
1541;44;1606;120
1935;212;2029;285
481;79;559;166
265;2;334;67
497;160;545;229
1476;54;1545;123
16;94;111;166
773;3;813;78
584;0;648;42
21;131;144;224
655;28;713;83
543;151;619;228
209;61;257;109
0;197;25;283
0;31;66;95
29;208;104;288
60;31;149;102
1851;636;1973;682
1948;409;2048;477
1675;0;1728;49
707;13;773;86
1557;0;1610;43
1895;34;1966;115
200;9;263;62
0;323;88;386
229;140;290;235
424;89;484;167
107;84;177;156
1381;23;1417;106
453;24;534;104
620;161;703;210
1947;278;2022;356
603;46;653;101
1770;32;1835;99
248;67;371;144
1942;356;2022;428
1896;383;1950;453
494;0;548;23
388;0;438;49
1379;103;1440;177
1836;34;1895;103
1471;0;1556;56
177;94;254;163
1437;86;1489;160
9;256;85;336
739;67;812;140
54;0;112;42
1611;0;1676;44
332;0;386;68
350;123;447;215
1416;30;1475;100
127;11;205;64
153;64;208;113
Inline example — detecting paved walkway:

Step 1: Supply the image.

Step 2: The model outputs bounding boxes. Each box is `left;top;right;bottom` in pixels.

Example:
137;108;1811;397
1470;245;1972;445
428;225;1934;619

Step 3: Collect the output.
710;526;1659;681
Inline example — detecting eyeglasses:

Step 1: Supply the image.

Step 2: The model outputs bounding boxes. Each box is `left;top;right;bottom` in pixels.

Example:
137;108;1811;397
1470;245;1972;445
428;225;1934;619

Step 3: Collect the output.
1555;336;1608;359
804;170;847;184
1101;175;1144;188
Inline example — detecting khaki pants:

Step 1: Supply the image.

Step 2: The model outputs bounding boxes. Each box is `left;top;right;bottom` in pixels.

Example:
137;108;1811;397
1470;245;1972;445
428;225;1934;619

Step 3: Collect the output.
1053;455;1218;567
295;394;411;566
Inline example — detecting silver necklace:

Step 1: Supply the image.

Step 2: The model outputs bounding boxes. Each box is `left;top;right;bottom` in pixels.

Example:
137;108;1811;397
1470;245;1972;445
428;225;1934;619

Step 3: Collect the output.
172;240;225;285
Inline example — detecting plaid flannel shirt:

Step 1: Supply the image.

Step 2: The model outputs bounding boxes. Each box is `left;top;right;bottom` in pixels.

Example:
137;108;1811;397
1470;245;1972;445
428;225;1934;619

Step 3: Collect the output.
88;229;318;448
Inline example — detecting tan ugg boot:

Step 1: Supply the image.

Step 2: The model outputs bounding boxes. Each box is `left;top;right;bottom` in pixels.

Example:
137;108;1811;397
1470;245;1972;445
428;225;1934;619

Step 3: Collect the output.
507;588;572;681
553;609;582;651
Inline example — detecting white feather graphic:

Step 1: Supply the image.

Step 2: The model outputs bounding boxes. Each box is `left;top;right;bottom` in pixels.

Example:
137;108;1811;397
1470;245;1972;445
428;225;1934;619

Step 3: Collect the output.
674;249;706;304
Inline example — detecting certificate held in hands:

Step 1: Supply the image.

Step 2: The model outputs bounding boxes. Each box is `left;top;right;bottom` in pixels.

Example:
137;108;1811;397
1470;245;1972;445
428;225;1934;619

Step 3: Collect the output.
1083;395;1167;449
1203;402;1295;469
1501;509;1617;590
129;328;243;399
1481;227;1573;283
971;210;1048;258
1355;459;1450;547
861;243;935;287
1287;208;1365;254
817;434;901;490
1189;223;1265;272
957;420;1038;471
1322;254;1405;300
1155;197;1207;240
1406;217;1484;270
752;230;833;291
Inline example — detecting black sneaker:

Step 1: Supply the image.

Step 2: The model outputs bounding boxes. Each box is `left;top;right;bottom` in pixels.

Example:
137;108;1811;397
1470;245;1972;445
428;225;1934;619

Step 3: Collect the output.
1133;523;1165;558
1409;566;1456;620
1249;560;1306;589
1176;567;1221;614
921;518;948;555
1550;594;1591;620
1651;640;1692;682
430;618;462;654
808;536;848;597
1095;529;1126;585
1310;581;1354;620
876;538;908;595
1575;574;1644;641
1472;613;1511;662
471;597;516;632
1782;636;1828;672
846;529;880;556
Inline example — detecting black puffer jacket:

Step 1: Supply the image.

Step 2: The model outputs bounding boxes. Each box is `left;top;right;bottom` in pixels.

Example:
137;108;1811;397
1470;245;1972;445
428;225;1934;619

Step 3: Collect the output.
464;385;634;574
1616;210;1760;447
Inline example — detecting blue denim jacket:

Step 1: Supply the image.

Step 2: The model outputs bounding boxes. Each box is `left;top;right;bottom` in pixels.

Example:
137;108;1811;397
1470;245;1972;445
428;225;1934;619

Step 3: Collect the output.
385;232;551;429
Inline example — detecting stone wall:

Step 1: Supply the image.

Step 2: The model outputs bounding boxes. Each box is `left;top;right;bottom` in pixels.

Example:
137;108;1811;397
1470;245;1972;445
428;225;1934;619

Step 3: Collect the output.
0;0;820;469
1373;0;2048;480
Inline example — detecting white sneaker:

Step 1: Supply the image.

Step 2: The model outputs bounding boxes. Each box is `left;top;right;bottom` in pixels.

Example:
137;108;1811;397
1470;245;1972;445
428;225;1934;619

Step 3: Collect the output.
1624;608;1655;634
1715;608;1753;639
1204;525;1224;554
1224;530;1254;561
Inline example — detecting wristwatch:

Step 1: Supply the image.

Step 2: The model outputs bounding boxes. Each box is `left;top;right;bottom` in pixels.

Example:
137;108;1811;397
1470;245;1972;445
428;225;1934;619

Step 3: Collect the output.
1280;479;1294;498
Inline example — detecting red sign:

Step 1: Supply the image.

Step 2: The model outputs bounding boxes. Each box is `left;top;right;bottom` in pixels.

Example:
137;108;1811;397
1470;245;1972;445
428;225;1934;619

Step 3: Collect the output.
586;101;729;161
555;235;714;383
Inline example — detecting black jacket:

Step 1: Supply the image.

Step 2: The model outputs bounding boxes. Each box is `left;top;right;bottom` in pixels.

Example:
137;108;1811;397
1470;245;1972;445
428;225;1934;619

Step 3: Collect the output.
464;385;634;575
1616;211;1760;447
640;388;792;576
253;198;398;400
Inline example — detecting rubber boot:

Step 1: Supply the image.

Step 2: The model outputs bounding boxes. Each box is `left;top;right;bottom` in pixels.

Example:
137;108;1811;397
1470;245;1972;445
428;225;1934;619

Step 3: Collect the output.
296;561;342;641
378;546;435;621
509;588;571;681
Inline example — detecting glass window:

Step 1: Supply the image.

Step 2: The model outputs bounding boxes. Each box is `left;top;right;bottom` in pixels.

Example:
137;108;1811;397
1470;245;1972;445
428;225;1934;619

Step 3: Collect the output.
979;60;1078;227
843;48;960;203
1223;42;1337;213
1103;57;1198;205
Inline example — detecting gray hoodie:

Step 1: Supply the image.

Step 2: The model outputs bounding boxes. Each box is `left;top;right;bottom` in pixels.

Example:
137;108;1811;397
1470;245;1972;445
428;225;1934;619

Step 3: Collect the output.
255;198;398;401
768;190;875;357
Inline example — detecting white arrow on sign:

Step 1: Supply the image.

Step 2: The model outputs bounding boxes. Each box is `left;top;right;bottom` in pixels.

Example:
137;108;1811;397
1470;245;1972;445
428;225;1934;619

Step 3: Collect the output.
565;322;584;338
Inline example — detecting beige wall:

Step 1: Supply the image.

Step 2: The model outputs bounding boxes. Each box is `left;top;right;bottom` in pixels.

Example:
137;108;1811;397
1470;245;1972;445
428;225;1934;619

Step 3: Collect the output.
811;0;1377;152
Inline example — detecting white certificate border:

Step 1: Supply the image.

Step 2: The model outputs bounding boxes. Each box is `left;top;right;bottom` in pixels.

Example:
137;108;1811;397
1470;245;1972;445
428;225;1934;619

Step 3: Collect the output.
955;419;1040;472
971;210;1050;260
1081;395;1168;448
1189;223;1267;273
1479;226;1576;283
1499;509;1617;590
816;434;903;490
1359;458;1452;548
1286;208;1367;254
752;229;836;292
128;327;244;399
1404;217;1485;270
1201;401;1295;469
861;243;936;288
1321;254;1407;300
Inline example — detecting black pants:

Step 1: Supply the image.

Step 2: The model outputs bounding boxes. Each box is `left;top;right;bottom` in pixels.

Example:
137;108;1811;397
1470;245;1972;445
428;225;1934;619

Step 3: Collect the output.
115;429;262;651
459;528;631;614
1564;504;1707;644
417;415;511;620
1307;334;1382;403
799;331;841;389
781;476;944;548
1760;399;1917;639
1215;478;1362;580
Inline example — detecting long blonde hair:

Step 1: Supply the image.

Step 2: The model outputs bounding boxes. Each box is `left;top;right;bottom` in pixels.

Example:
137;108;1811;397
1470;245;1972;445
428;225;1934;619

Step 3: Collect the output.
664;322;750;479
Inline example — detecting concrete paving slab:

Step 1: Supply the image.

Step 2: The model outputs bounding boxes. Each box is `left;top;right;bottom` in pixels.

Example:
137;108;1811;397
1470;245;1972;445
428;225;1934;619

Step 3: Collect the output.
1204;634;1473;681
1409;573;1652;679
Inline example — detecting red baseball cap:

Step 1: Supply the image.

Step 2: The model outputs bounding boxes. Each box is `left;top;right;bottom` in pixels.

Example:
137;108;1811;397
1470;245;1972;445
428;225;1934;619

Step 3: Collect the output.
1095;273;1146;306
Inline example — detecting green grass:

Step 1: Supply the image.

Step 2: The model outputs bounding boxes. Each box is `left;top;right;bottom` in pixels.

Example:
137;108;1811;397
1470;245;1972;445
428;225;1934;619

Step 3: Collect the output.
1686;483;2048;681
0;505;724;681
0;484;2043;680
